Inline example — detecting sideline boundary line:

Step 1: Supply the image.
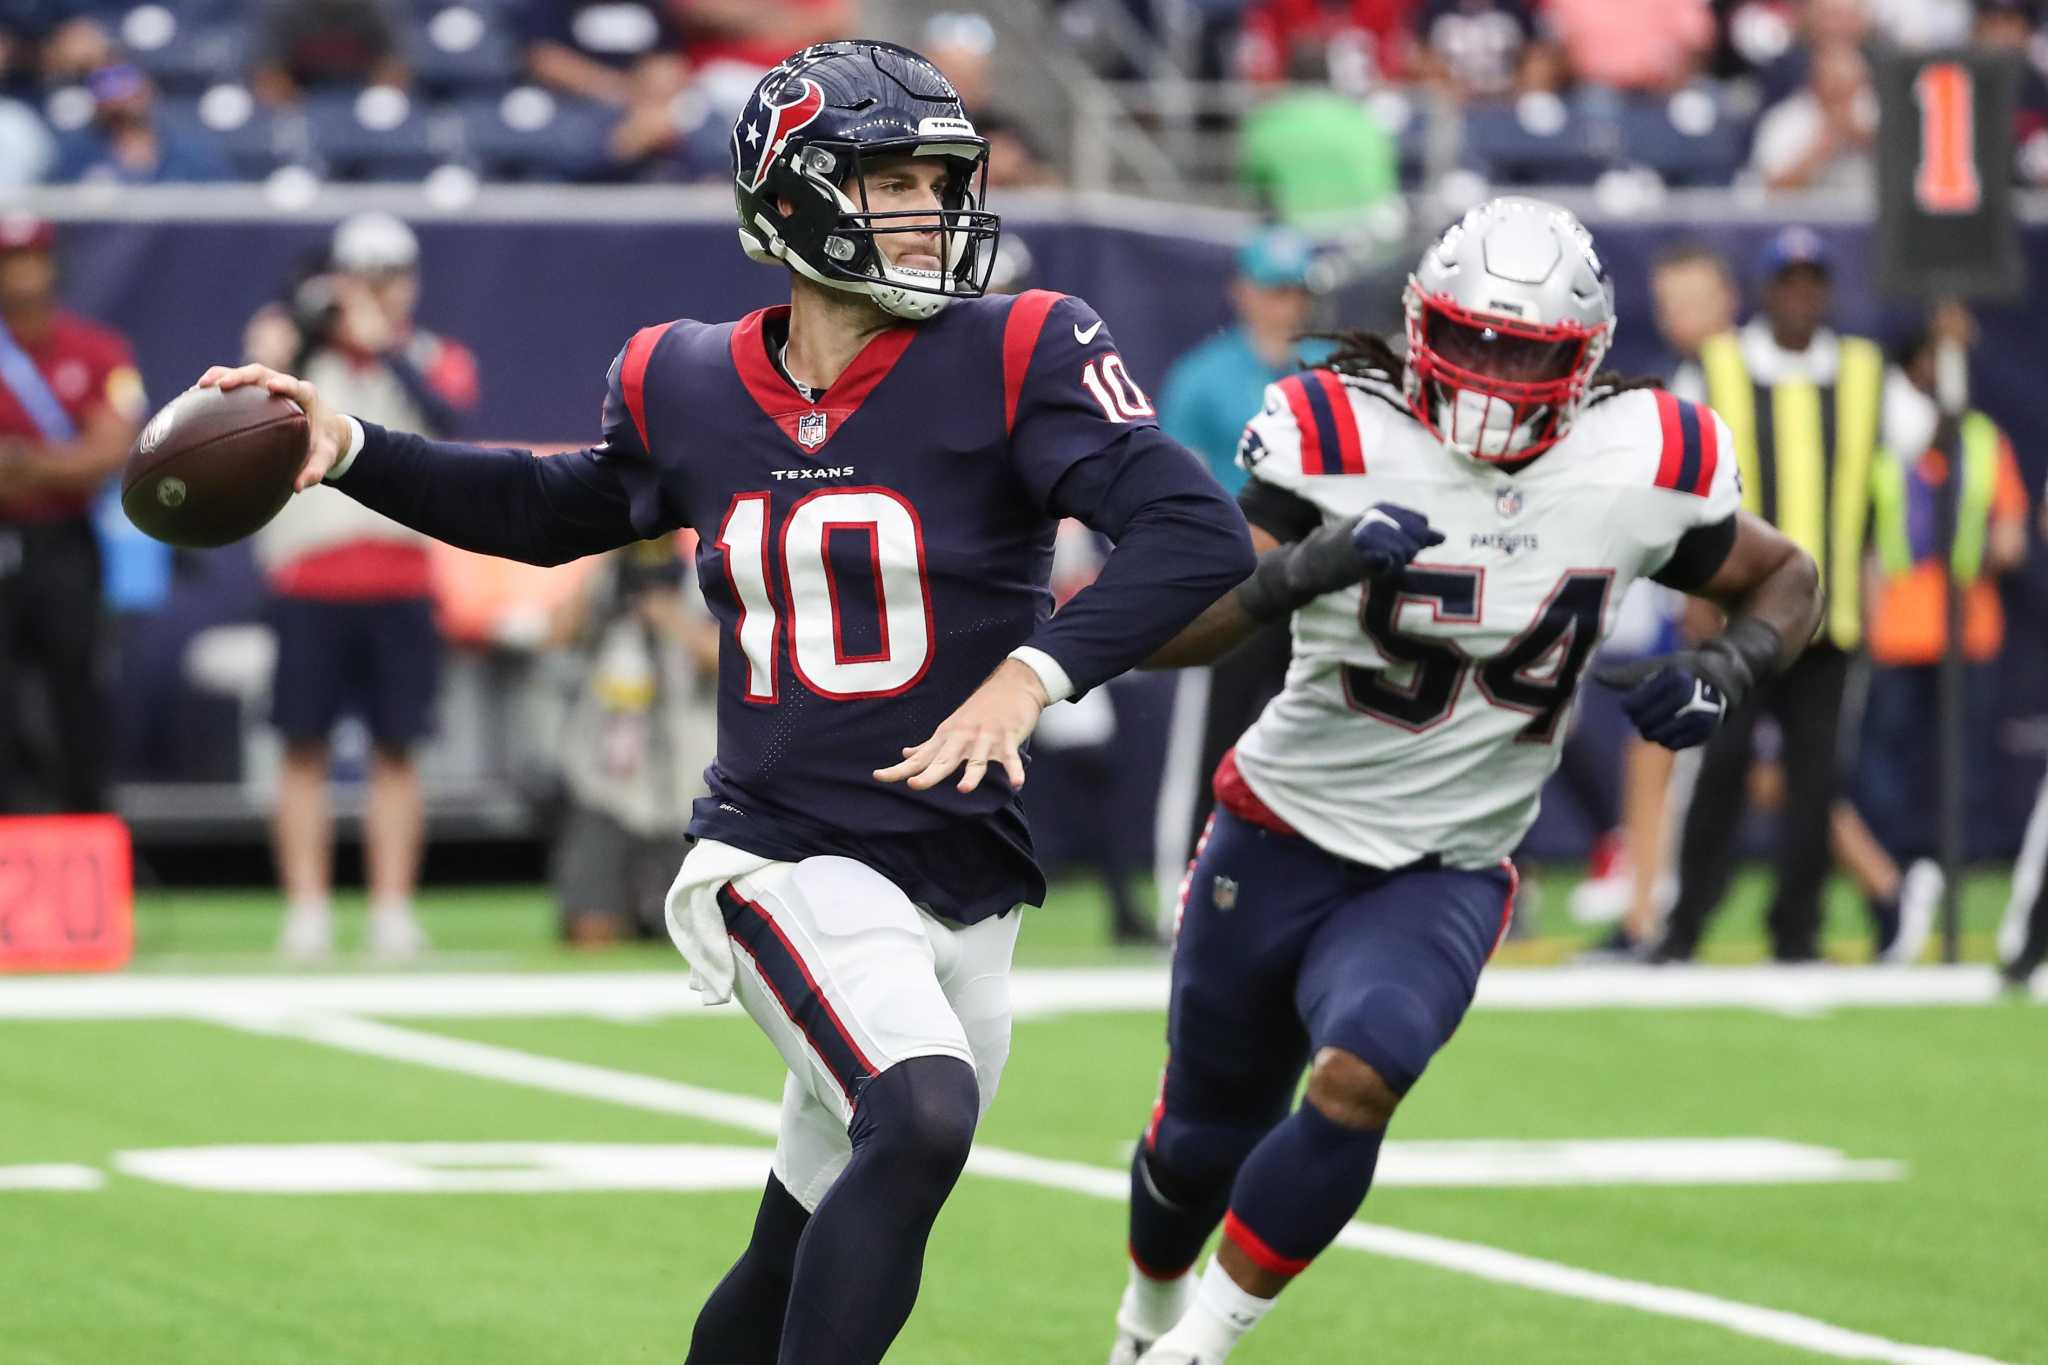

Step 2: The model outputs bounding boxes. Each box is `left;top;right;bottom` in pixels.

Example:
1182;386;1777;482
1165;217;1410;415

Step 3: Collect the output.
216;1010;2014;1365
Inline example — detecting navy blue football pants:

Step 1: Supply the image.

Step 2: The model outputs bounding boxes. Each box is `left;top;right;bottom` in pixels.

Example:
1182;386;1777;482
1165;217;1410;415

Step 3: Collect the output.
1139;808;1513;1259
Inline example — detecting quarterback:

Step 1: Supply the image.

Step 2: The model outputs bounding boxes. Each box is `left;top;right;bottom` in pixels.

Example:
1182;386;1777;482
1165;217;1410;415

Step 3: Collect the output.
1107;197;1824;1363
200;40;1254;1365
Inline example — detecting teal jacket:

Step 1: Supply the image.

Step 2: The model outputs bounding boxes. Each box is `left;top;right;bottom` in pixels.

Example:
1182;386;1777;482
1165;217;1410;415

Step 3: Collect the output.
1159;328;1333;493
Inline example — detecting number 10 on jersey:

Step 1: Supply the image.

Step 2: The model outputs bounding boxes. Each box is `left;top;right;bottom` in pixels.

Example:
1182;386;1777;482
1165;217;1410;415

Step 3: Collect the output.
716;488;936;702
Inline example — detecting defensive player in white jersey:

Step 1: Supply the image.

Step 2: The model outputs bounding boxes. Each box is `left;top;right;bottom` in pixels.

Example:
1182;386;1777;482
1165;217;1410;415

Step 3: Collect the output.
1104;197;1826;1364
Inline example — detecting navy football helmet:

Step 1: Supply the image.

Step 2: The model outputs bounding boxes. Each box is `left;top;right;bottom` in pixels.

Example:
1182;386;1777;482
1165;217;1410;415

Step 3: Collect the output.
731;40;1000;320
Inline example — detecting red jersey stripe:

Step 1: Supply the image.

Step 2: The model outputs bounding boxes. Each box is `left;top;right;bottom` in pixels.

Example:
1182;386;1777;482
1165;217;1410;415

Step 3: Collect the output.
1652;390;1685;491
1278;375;1325;475
1312;369;1365;473
1001;289;1064;434
620;321;673;453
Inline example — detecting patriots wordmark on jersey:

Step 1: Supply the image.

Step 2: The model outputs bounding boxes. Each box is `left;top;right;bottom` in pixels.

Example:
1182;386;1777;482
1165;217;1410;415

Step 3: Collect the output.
1231;367;1740;871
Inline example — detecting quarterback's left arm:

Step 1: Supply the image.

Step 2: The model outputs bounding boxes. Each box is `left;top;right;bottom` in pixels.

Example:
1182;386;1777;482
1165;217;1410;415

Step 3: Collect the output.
876;295;1255;794
1597;420;1823;750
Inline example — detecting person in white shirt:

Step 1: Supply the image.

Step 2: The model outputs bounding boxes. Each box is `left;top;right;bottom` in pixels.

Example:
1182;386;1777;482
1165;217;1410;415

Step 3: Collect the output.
1749;40;1879;194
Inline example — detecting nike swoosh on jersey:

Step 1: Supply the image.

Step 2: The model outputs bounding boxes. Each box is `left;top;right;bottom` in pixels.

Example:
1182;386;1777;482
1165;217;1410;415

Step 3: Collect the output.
1073;319;1104;344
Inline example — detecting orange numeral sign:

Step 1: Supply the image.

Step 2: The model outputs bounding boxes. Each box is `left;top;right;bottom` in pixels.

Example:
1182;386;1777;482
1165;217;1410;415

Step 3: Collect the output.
1914;62;1982;215
0;816;134;972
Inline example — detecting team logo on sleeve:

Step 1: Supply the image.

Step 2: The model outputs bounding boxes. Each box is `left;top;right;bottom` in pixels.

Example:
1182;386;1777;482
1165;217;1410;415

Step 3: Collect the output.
797;410;829;449
1237;425;1270;470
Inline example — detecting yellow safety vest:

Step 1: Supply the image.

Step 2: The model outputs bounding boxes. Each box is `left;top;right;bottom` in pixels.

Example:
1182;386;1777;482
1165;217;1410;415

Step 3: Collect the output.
1698;331;1884;650
1870;411;1999;582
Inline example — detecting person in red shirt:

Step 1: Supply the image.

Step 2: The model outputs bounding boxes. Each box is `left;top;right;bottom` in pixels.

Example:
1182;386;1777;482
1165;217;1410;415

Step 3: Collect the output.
0;213;148;812
675;0;849;75
1239;0;1420;88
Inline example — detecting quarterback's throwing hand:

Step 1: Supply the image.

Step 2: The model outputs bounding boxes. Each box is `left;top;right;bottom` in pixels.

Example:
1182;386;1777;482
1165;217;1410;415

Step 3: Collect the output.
1594;653;1730;750
875;658;1050;794
196;363;350;491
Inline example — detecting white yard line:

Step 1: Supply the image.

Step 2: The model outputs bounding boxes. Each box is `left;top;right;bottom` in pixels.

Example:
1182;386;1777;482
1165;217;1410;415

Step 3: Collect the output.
0;1164;104;1190
2;963;2038;1021
215;1010;2014;1365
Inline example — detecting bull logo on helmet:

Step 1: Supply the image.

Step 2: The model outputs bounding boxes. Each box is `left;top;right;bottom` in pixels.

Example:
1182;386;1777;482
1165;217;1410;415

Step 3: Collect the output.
739;77;826;192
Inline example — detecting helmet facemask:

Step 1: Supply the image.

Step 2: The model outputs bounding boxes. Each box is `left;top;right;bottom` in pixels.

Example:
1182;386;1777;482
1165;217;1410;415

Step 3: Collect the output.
743;136;999;321
1403;282;1612;462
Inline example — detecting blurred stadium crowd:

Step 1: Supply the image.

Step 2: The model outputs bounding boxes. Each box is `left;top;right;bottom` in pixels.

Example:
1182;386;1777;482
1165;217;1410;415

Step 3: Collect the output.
0;0;2045;199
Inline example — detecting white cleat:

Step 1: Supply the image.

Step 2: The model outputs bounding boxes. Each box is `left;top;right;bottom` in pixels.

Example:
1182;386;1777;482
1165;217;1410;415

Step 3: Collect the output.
1109;1272;1190;1365
277;904;333;962
1107;1332;1151;1365
1135;1345;1208;1365
1885;860;1944;965
368;909;429;962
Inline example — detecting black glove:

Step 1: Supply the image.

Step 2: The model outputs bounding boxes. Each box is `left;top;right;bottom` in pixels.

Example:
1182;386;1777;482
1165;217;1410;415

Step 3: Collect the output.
1593;618;1782;751
1237;503;1445;623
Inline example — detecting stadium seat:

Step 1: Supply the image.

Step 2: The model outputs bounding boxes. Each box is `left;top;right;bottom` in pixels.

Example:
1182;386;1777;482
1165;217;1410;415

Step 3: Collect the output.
453;88;615;181
118;15;252;95
1460;94;1606;186
159;87;298;180
406;5;527;96
1614;91;1751;187
301;87;458;181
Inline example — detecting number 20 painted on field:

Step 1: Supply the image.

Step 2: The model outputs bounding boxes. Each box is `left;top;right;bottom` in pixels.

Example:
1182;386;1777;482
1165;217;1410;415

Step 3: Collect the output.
716;488;935;702
1914;62;1982;216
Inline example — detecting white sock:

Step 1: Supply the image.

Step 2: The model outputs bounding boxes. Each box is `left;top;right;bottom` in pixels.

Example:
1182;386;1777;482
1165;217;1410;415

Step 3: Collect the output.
369;897;413;920
285;897;330;922
1152;1256;1275;1361
1118;1259;1192;1340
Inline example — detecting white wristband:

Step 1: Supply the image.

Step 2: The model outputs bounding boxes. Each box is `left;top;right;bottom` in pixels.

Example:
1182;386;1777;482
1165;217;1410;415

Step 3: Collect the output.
324;415;366;483
1006;646;1074;705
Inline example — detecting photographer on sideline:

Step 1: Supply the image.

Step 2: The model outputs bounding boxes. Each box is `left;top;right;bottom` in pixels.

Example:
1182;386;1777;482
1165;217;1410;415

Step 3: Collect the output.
248;212;479;961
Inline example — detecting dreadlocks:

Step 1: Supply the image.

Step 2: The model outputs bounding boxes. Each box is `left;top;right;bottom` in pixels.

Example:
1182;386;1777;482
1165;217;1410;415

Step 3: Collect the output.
1307;329;1664;405
1313;330;1405;386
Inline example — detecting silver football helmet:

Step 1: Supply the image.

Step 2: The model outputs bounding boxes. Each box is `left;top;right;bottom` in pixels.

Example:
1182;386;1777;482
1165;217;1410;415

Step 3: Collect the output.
1403;196;1616;462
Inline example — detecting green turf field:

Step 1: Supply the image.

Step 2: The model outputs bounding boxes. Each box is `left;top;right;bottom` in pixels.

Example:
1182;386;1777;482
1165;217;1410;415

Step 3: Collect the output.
2;870;2042;1364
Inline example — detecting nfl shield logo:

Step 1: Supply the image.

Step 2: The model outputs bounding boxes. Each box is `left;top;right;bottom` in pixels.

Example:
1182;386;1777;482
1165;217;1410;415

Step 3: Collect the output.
797;410;829;449
1212;876;1238;911
1495;485;1523;519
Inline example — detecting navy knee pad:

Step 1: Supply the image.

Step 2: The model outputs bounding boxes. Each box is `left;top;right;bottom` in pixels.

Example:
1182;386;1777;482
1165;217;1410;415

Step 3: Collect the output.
1322;983;1456;1097
1148;1108;1273;1198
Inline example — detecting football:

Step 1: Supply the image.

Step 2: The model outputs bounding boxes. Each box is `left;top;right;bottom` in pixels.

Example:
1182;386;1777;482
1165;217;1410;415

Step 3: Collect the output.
121;383;310;549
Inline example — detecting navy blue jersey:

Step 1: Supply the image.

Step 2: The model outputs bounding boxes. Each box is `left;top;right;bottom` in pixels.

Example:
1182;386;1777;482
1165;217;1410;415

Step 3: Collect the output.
335;289;1252;923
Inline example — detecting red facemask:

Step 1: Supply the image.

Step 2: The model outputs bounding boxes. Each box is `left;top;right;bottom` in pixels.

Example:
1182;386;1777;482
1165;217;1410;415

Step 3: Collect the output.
1404;288;1609;462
